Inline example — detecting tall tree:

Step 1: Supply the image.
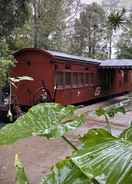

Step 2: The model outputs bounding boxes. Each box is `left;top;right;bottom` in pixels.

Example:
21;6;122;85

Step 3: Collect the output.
6;21;32;51
1;0;80;53
0;0;30;90
69;3;107;59
0;0;30;57
107;8;126;59
31;0;80;49
116;13;132;58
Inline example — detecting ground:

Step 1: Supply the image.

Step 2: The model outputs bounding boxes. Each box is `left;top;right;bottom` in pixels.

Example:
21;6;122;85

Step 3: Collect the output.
0;136;72;184
0;95;131;184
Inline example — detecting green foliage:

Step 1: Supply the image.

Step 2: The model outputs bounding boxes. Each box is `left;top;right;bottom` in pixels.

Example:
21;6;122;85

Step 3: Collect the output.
0;102;131;183
15;154;29;184
0;0;30;54
117;45;132;59
0;0;29;39
0;0;31;52
96;107;105;117
1;0;80;52
0;103;84;144
0;39;10;57
31;0;77;50
107;8;126;31
43;127;132;184
13;127;132;184
107;8;126;59
116;13;132;59
120;123;132;141
41;159;90;184
79;128;115;148
71;128;132;184
96;105;125;133
96;105;125;118
0;43;12;90
0;58;13;89
6;21;32;51
70;2;106;58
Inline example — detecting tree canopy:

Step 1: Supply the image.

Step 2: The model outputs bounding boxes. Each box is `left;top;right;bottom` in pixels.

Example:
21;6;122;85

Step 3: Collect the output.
0;1;132;59
107;8;126;58
116;13;132;59
0;0;29;39
69;3;107;59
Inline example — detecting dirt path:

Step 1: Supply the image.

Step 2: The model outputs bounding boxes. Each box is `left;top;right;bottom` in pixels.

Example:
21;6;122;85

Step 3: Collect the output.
0;136;72;184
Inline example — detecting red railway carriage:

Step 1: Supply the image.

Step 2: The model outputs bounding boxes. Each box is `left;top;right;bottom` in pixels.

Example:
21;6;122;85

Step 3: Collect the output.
1;48;132;115
11;49;132;109
12;48;101;107
100;59;132;96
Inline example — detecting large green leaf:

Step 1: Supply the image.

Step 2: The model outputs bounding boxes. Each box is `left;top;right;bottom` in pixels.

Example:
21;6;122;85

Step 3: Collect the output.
40;159;91;184
79;128;116;148
0;103;84;145
72;128;132;184
120;123;132;142
96;105;125;118
15;154;29;184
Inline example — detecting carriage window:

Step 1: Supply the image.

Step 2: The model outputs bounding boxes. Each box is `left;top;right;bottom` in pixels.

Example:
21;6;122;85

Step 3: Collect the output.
85;73;90;84
91;73;95;84
90;73;93;83
78;73;81;85
85;73;89;84
56;72;64;86
124;71;128;82
65;72;71;85
78;73;84;86
131;72;132;83
73;72;78;85
80;73;84;84
89;73;92;84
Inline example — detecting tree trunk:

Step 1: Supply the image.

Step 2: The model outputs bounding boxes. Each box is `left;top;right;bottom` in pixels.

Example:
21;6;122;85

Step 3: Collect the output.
88;16;92;57
109;31;113;59
92;25;97;56
32;0;38;48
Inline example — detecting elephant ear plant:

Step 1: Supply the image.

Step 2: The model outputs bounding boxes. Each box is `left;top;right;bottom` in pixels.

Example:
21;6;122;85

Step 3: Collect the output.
0;103;131;184
42;126;132;184
15;154;29;184
96;105;125;133
0;103;84;148
0;103;85;183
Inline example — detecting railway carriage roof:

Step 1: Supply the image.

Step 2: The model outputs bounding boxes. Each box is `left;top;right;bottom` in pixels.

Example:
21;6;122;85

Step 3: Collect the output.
46;50;101;64
100;59;132;69
13;48;101;64
14;48;132;68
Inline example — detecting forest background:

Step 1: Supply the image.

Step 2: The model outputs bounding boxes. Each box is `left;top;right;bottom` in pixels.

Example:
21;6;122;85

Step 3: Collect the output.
0;0;132;61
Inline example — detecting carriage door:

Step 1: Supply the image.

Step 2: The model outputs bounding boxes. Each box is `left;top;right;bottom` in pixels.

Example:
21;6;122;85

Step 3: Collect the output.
118;70;128;92
100;69;114;93
122;70;128;89
120;70;124;88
